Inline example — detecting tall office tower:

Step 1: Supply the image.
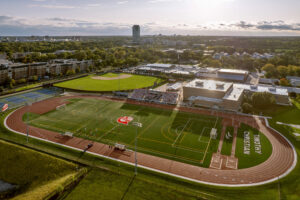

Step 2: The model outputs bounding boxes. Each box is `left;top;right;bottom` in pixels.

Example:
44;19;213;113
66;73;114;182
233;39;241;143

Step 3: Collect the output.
132;25;140;43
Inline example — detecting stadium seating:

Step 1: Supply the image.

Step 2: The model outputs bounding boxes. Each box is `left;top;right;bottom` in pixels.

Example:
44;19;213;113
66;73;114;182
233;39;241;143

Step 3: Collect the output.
130;89;178;105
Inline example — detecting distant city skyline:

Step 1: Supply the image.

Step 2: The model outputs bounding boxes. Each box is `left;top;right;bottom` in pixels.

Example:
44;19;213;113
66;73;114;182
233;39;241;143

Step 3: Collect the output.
0;0;300;36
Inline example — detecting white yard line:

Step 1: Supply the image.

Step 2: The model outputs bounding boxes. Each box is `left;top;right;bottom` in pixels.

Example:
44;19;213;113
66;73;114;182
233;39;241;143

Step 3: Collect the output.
97;125;120;140
198;127;209;142
172;118;191;146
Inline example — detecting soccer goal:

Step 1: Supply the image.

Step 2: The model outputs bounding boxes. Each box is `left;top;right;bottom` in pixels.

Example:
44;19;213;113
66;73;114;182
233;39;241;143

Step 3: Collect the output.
56;104;66;110
210;128;217;139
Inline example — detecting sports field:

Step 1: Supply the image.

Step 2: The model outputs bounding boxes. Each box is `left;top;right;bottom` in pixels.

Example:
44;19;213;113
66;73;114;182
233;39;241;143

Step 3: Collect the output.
54;73;164;92
26;98;221;167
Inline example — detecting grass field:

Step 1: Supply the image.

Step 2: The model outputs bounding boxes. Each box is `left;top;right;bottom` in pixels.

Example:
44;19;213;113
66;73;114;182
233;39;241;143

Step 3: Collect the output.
235;124;272;169
26;98;221;167
64;168;208;200
221;126;234;156
266;99;300;140
54;73;164;92
0;140;81;200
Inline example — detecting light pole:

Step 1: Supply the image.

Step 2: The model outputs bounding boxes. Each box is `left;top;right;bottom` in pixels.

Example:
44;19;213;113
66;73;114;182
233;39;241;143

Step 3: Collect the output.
132;121;142;175
25;102;32;142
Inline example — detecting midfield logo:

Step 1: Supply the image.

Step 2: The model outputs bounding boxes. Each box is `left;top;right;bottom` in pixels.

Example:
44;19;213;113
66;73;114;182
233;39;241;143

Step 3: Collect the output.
117;116;134;125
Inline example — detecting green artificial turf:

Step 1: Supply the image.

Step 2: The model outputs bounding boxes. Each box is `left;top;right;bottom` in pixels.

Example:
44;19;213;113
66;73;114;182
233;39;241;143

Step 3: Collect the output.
26;98;221;167
235;123;273;169
221;126;234;156
54;73;164;92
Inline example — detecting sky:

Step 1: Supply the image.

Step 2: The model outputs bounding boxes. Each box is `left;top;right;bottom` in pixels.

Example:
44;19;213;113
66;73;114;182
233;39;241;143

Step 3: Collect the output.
0;0;300;36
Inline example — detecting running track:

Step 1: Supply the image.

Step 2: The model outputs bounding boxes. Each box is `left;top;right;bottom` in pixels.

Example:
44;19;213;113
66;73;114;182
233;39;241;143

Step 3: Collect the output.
4;95;297;186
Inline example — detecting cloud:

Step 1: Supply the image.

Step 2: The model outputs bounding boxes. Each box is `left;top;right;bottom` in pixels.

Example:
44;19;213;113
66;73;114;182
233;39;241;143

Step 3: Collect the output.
232;20;300;31
29;4;77;9
87;3;101;7
117;1;128;4
148;0;181;3
0;16;299;36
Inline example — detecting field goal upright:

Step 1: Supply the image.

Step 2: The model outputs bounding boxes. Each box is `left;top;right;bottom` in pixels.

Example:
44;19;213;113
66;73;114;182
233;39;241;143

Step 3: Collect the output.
210;128;217;139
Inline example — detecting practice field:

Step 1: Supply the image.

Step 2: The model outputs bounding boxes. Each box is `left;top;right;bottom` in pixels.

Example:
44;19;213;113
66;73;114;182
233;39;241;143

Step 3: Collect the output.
25;98;221;167
54;73;164;92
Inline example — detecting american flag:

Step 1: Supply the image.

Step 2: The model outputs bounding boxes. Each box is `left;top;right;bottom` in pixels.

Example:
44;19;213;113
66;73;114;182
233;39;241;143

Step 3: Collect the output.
2;104;8;112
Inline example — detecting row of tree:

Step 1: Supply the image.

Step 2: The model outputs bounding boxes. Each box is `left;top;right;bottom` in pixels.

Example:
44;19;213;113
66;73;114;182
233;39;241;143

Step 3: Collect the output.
261;64;300;78
242;92;276;114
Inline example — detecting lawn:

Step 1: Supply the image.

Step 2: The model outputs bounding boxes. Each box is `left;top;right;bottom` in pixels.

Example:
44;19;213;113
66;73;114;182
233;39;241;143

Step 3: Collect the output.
267;99;300;140
15;83;42;92
26;98;221;167
0;140;81;200
221;126;234;156
64;168;208;200
235;123;272;169
54;73;164;92
264;99;300;125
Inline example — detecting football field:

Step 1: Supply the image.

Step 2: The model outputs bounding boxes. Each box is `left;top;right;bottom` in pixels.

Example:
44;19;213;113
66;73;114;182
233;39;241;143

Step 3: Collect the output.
26;98;221;167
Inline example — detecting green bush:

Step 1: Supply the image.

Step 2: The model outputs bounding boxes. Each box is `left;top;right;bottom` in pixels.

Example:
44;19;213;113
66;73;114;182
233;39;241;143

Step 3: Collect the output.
251;92;276;109
242;103;253;113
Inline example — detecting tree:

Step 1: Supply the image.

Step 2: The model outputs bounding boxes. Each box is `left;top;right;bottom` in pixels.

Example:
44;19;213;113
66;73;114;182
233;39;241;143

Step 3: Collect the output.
279;78;290;86
17;78;27;84
66;69;75;76
289;92;297;98
277;65;288;78
251;92;276;109
262;63;277;78
32;75;38;81
242;103;253;114
202;57;222;68
11;79;16;86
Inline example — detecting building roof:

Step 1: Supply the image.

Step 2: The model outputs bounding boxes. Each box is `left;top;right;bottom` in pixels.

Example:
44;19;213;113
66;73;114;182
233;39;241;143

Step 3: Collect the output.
217;73;246;81
234;84;288;96
218;69;248;75
197;67;219;73
167;82;182;90
223;87;244;101
146;63;173;68
259;78;279;84
286;76;300;80
185;79;233;92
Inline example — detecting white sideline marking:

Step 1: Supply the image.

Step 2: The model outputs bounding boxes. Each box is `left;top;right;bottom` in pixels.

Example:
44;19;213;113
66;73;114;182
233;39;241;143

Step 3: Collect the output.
198;127;209;142
3;108;298;187
172;118;191;146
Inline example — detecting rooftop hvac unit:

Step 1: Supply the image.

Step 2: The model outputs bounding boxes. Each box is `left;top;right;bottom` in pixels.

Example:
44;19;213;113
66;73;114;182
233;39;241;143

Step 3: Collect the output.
250;85;258;90
195;81;204;87
268;87;276;92
216;83;224;89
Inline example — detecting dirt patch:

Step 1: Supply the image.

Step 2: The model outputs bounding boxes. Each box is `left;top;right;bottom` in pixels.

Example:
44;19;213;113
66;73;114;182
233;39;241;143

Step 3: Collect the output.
91;74;132;80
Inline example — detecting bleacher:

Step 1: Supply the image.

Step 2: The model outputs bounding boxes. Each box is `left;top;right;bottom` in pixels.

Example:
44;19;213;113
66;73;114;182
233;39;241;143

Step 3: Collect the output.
130;89;178;105
162;92;179;104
